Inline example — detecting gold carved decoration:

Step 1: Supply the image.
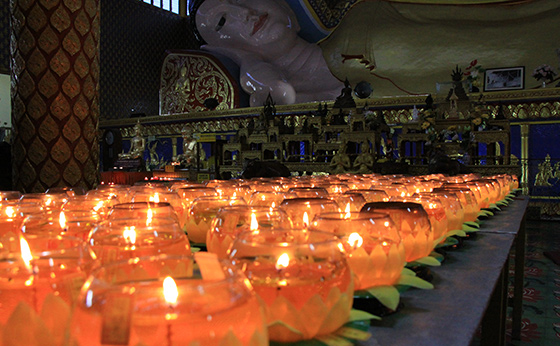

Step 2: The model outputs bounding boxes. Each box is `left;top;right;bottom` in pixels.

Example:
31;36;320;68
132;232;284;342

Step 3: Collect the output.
535;154;560;187
160;52;237;114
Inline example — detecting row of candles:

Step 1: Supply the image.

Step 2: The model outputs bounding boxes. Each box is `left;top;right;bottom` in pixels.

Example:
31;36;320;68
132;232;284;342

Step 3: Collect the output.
0;172;518;345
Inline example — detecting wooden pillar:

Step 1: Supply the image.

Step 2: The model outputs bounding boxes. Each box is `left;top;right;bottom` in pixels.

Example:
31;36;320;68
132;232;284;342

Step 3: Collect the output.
11;0;100;192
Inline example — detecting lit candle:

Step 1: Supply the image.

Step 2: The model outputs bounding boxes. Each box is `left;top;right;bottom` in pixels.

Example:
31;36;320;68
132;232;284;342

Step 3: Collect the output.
229;229;354;342
163;276;178;346
69;255;268;345
250;212;259;233
59;211;67;232
310;212;405;290
19;237;38;311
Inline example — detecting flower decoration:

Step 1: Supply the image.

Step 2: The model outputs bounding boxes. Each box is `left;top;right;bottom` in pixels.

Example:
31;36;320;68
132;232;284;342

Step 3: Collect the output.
463;59;485;91
532;64;557;83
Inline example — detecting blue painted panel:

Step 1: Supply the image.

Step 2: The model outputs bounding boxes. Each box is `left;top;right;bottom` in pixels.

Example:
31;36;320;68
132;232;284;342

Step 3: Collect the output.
528;124;560;197
510;124;521;160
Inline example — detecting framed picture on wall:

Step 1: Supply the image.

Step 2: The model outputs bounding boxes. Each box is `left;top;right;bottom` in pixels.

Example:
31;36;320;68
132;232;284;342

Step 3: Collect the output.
484;66;525;91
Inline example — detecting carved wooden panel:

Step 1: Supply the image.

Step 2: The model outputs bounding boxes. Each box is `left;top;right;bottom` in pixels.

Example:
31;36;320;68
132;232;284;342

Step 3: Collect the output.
11;0;100;192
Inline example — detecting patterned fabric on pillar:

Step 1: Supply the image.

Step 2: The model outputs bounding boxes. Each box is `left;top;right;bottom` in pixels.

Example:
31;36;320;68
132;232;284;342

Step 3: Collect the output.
11;0;100;192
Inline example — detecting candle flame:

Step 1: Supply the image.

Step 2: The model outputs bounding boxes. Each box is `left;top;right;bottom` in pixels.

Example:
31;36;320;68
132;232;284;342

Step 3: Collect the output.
163;276;179;305
337;243;345;252
347;232;363;248
146;208;153;226
303;212;309;228
123;226;137;244
59;211;67;230
19;237;33;270
93;201;104;213
250;212;258;231
344;203;351;219
5;206;15;219
276;253;290;270
149;193;160;203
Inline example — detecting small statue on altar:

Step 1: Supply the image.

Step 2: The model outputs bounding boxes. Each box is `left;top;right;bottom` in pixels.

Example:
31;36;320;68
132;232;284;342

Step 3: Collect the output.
353;144;375;173
333;78;356;110
330;141;351;174
469;107;490;132
176;126;198;167
118;121;145;160
420;110;438;145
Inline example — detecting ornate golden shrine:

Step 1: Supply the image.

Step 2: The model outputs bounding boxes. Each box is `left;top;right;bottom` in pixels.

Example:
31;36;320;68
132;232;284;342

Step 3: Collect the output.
101;87;560;214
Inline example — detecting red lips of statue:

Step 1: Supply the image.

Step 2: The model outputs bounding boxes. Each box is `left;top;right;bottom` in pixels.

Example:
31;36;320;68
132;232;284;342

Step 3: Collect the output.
252;13;268;36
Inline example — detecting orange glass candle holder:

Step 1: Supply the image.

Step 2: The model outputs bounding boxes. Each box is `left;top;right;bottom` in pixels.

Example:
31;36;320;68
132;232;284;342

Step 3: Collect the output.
229;229;354;342
361;202;433;262
207;206;293;258
108;202;181;227
70;254;268;346
22;211;99;241
346;189;389;203
279;198;339;229
310;212;405;290
185;196;247;244
248;191;297;208
392;196;448;242
433;187;479;222
89;219;191;265
0;234;95;323
288;187;329;198
328;192;366;212
0;201;27;237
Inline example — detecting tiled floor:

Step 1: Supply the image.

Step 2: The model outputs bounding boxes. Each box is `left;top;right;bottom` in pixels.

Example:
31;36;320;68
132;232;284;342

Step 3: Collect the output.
506;220;560;345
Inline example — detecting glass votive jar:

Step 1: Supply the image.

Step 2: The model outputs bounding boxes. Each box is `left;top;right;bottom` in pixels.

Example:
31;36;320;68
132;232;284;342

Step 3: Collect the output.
248;191;297;208
288;187;329;198
382;183;411;198
207;206;293;258
420;191;464;231
69;254;268;346
176;186;217;217
108;202;180;226
89;218;191;265
394;195;448;242
361;202;433;262
0;234;96;323
20;193;66;214
316;183;350;195
63;195;117;220
433;187;479;222
279;197;339;228
310;212;405;290
217;184;253;202
228;229;354;342
131;191;184;222
185;196;247;244
328;192;366;212
346;189;389;203
0;201;27;237
22;210;100;241
88;185;128;204
0;191;22;201
474;179;502;205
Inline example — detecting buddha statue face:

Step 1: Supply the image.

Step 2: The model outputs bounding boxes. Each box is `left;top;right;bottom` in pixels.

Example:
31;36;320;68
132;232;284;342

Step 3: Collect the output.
194;0;300;49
